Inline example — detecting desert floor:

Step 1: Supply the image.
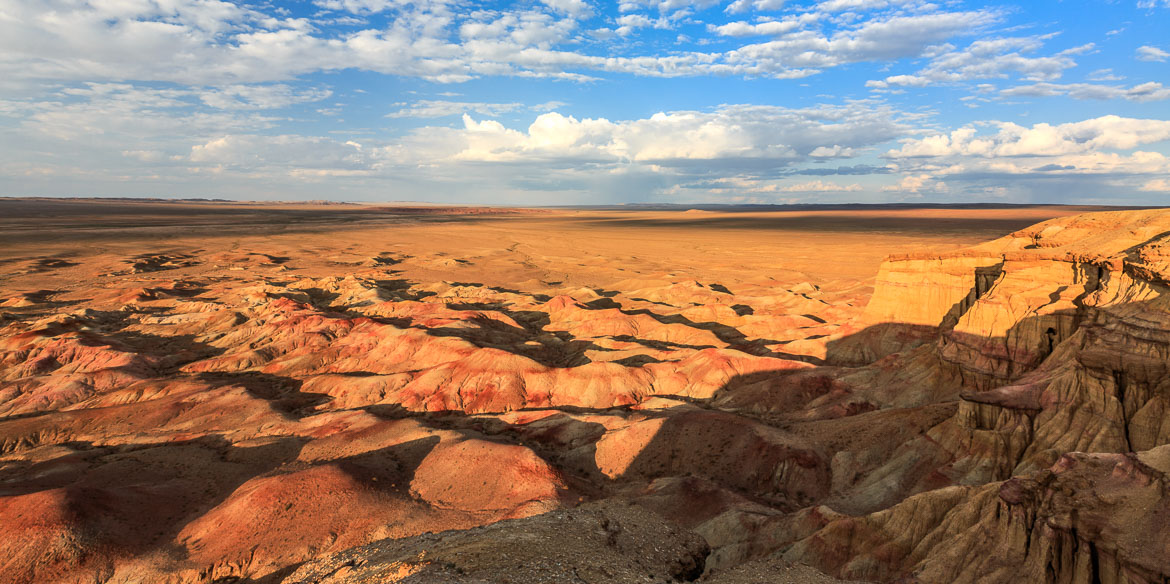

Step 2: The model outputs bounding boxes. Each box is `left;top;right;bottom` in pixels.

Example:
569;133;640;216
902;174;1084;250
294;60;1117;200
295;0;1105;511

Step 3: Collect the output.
0;200;1100;296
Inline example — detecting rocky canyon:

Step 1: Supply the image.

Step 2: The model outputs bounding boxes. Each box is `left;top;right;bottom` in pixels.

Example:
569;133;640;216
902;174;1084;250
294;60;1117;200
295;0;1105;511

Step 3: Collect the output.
1;200;1167;584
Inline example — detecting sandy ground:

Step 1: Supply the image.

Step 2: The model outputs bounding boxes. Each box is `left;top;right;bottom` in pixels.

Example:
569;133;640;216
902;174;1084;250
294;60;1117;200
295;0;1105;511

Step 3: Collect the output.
0;200;1101;295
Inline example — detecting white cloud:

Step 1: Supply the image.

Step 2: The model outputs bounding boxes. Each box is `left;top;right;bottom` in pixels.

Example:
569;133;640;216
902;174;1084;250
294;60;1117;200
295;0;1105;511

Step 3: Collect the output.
1086;68;1124;82
725;0;788;13
430;102;909;167
121;150;170;162
0;0;308;84
813;0;905;12
199;85;332;110
314;0;402;13
0;0;1008;86
720;10;998;78
619;0;722;16
933;150;1170;180
887;116;1170;159
7;88;1169;205
2;83;276;142
2;0;1165;206
189;134;368;171
541;0;594;18
1140;178;1170;192
532;101;568;112
671;175;863;197
808;145;856;157
879;116;1170;202
387;100;526;118
712;14;819;37
867;36;1081;90
1000;81;1170;102
1136;45;1170;62
615;14;669;35
777;180;862;192
881;174;948;193
1;94;913;200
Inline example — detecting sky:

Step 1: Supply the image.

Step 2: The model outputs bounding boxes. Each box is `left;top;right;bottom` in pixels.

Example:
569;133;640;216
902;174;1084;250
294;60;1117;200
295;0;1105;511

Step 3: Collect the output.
0;0;1168;205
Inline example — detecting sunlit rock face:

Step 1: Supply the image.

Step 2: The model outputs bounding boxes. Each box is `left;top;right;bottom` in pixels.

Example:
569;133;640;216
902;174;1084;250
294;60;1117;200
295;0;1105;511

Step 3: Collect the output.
1;203;1168;583
782;209;1170;583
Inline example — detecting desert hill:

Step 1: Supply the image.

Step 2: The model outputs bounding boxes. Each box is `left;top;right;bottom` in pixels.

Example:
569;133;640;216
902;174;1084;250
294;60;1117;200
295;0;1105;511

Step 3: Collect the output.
0;204;1166;583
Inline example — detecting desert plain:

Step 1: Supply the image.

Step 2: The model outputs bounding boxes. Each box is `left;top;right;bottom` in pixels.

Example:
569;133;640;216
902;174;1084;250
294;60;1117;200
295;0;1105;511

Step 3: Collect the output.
2;199;1169;583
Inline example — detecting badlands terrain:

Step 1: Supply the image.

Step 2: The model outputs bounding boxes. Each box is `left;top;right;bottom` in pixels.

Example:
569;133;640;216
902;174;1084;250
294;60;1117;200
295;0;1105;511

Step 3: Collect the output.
1;199;1168;583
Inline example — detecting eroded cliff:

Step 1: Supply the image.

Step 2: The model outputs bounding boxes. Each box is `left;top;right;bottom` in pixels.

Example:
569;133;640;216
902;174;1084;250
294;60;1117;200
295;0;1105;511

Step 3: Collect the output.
779;209;1170;582
2;207;1168;584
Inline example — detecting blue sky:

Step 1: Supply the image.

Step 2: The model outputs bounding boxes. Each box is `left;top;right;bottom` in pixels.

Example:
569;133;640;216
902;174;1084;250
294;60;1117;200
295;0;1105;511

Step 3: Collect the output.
1;0;1168;204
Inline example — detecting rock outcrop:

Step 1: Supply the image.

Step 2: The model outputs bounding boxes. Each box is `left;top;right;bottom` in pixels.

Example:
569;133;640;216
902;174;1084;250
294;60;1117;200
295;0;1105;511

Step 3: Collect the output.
779;209;1170;582
2;206;1169;583
281;501;710;584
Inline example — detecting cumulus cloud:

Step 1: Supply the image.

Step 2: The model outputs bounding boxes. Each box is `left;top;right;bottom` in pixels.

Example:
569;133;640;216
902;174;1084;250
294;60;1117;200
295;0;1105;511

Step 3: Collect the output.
1137;45;1170;62
1086;69;1124;82
878;115;1170;203
189;134;369;171
0;0;1007;86
121;150;171;163
725;0;789;14
2;90;921;202
1141;178;1170;192
776;180;862;192
666;175;862;198
886;116;1170;159
867;36;1083;90
808;145;856;157
0;0;292;84
711;14;819;37
615;14;671;35
1;79;912;176
814;0;904;11
881;174;948;193
795;164;894;175
541;0;594;18
199;85;333;110
314;0;410;14
712;9;999;80
0;0;1157;106
387;100;528;118
999;81;1170;102
430;102;909;167
2;83;277;142
2;0;1167;205
619;0;722;16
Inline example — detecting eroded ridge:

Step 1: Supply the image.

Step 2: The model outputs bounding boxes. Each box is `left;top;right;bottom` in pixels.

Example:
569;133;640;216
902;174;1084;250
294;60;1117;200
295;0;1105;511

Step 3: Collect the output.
1;207;1168;584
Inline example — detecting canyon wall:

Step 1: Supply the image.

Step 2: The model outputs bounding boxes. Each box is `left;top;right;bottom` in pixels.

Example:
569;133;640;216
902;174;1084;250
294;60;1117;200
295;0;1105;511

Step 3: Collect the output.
785;209;1170;583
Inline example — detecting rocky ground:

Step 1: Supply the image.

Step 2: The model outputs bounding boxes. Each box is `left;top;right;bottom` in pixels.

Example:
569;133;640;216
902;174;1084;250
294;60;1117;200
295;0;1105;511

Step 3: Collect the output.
0;201;1165;583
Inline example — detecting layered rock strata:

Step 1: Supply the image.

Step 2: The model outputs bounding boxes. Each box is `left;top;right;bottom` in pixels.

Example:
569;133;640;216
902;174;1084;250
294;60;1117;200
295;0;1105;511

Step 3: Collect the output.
3;208;1169;583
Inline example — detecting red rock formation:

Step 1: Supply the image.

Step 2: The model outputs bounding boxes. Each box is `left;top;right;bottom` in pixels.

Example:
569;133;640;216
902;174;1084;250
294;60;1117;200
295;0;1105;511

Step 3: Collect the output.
3;206;1169;583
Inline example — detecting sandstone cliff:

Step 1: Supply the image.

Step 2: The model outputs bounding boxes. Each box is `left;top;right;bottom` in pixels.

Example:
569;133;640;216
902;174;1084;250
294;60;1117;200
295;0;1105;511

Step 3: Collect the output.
780;209;1170;582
